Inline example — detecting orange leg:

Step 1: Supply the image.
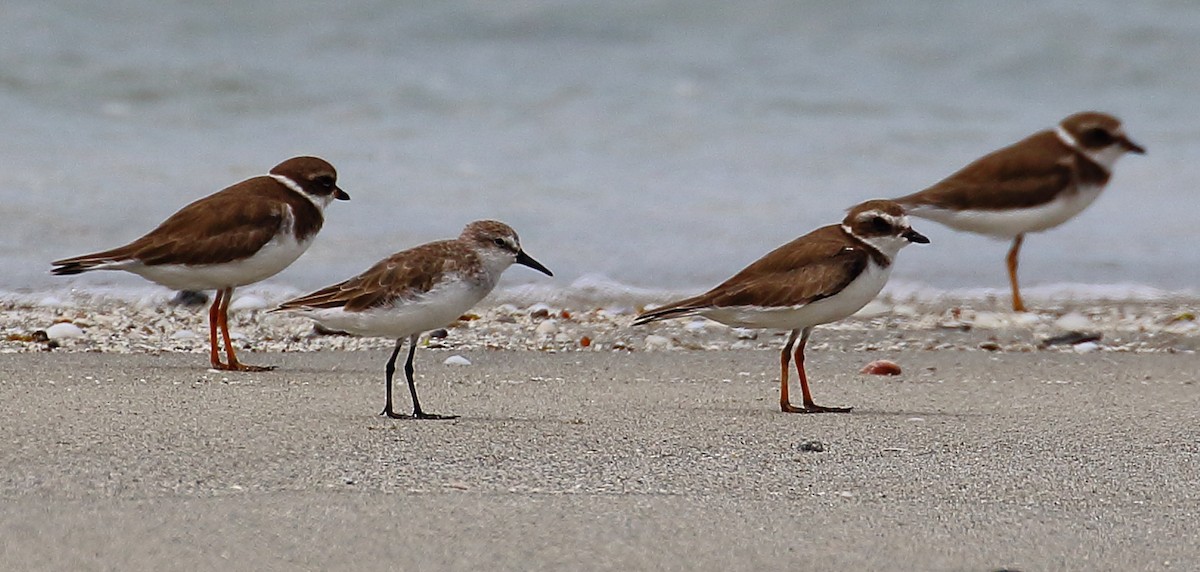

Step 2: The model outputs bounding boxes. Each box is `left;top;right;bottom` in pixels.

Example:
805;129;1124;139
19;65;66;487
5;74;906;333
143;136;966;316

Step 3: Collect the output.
780;327;851;414
779;329;801;412
207;288;226;369
1006;234;1027;312
213;287;274;372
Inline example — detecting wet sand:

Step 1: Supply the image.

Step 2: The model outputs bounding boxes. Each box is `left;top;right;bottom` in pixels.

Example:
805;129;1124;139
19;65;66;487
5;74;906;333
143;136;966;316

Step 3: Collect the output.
2;348;1197;571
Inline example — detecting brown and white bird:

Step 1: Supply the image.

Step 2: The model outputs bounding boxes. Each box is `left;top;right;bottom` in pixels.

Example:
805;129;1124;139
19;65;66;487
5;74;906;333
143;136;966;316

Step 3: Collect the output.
274;220;553;420
894;112;1145;311
634;200;928;413
51;156;349;371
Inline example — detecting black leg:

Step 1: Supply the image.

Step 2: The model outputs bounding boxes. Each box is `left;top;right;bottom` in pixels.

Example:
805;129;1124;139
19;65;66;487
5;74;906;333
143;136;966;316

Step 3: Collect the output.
403;333;422;415
402;333;458;420
380;338;405;418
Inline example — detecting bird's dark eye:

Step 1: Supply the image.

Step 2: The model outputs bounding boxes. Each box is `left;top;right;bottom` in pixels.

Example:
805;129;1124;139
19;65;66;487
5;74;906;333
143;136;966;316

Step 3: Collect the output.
871;216;890;231
492;238;507;247
1080;127;1114;147
315;175;334;188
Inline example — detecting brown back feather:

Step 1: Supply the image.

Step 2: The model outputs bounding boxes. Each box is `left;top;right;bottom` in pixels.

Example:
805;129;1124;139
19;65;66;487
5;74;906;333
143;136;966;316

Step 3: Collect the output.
635;225;871;323
276;240;481;312
895;131;1096;211
53;176;323;268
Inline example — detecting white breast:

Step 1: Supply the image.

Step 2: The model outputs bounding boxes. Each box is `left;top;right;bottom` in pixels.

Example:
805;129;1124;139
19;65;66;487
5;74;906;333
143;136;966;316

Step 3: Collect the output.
291;274;494;339
701;260;893;331
908;184;1104;239
110;205;314;291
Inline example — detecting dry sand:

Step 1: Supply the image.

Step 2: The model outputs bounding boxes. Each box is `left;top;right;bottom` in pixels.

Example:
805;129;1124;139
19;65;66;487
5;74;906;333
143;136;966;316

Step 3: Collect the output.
2;346;1198;571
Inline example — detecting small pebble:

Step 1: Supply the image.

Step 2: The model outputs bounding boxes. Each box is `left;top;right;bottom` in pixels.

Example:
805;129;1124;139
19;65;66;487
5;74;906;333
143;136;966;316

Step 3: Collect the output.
170;290;210;307
443;355;472;366
229;294;269;312
1055;312;1093;331
978;341;1001;352
683;320;709;332
171;330;198;340
860;359;902;376
45;322;84;340
644;334;672;351
1072;341;1100;354
972;311;1006;329
535;319;559;336
528;303;553;319
733;328;757;340
1039;331;1102;348
798;440;825;452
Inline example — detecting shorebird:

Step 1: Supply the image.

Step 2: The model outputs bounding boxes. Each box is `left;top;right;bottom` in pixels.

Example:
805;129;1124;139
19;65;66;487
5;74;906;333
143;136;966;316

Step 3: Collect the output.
895;111;1144;311
51;156;349;371
634;200;928;413
274;220;553;419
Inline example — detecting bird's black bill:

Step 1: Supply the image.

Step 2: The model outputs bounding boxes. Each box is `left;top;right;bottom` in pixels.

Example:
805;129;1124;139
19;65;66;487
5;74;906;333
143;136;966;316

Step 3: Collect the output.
334;187;351;200
904;229;930;244
1120;136;1146;155
515;250;553;276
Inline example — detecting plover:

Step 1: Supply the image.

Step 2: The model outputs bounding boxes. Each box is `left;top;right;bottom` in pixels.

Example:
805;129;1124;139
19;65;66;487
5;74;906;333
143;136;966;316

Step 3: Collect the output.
52;156;349;371
274;220;553;420
634;200;928;413
895;111;1144;311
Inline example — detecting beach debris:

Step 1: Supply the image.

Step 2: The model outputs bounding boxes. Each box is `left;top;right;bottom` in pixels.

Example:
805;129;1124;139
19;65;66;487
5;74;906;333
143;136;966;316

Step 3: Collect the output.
971;311;1006;329
860;359;902;376
683;319;710;332
733;328;757;340
428;328;449;339
580;336;592;347
1072;341;1100;354
45;322;84;340
1038;331;1102;349
644;334;672;351
170;290;210;307
171;329;198;340
6;330;50;343
1054;312;1093;331
798;440;825;452
534;319;559;336
528;303;553;319
229;294;269;312
2;295;1198;356
978;340;1001;351
443;355;471;366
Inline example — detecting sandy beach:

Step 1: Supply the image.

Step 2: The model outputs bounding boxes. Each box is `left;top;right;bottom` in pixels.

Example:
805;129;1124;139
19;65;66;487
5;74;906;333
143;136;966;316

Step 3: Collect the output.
2;338;1198;571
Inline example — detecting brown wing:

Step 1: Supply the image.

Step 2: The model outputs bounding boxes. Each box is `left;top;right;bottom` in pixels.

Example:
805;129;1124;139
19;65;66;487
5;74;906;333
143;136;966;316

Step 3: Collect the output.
53;178;296;268
635;226;867;324
895;131;1076;211
276;240;475;312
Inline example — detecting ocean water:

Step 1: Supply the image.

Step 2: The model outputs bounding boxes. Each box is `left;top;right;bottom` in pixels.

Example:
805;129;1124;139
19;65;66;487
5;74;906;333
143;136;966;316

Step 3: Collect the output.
3;0;1199;305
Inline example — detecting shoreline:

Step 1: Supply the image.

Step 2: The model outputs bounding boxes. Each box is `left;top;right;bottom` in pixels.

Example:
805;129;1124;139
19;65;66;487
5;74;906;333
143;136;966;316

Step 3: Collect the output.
3;291;1197;357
